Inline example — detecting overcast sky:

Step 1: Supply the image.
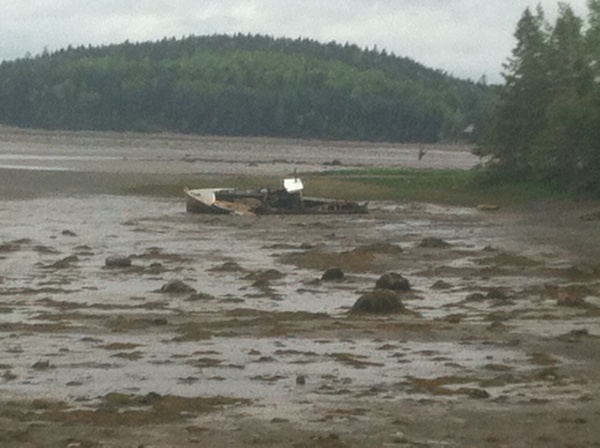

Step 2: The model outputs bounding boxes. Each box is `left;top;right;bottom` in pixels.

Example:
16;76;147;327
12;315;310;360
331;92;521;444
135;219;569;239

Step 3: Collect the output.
0;1;592;84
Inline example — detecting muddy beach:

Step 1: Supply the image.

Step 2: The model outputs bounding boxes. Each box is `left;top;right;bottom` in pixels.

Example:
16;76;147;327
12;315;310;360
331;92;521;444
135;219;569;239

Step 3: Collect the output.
1;128;599;448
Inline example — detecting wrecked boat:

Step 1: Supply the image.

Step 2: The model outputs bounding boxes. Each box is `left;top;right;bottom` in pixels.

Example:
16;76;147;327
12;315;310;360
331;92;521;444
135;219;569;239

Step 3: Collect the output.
185;178;368;215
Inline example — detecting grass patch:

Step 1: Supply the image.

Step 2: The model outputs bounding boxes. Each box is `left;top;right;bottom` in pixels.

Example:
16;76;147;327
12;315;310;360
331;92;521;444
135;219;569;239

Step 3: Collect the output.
307;168;566;206
120;168;570;207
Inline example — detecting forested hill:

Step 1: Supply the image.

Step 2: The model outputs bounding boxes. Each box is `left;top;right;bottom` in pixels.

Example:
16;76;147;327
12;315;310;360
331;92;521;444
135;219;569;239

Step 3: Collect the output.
0;34;493;142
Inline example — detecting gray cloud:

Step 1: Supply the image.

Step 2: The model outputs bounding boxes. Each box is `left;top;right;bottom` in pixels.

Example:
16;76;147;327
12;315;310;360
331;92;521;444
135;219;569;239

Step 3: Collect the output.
0;0;591;83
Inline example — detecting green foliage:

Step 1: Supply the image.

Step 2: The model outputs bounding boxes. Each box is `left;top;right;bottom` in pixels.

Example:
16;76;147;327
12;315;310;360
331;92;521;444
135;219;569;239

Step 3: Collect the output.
482;2;600;195
0;34;493;143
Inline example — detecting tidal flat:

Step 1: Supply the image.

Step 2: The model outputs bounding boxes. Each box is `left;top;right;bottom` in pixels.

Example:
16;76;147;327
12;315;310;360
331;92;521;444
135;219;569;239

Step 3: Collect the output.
0;127;598;448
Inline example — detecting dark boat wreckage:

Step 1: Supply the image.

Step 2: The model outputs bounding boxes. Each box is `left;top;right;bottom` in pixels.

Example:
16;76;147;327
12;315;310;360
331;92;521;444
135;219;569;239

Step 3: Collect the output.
185;177;368;215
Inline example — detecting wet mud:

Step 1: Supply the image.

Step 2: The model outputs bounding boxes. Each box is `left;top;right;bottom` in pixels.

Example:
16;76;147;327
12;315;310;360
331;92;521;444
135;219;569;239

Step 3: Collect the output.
1;129;599;447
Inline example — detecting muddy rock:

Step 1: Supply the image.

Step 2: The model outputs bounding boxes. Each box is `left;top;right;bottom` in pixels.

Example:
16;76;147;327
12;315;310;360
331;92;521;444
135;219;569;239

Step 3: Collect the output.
375;272;410;291
105;255;132;268
351;290;405;314
160;279;196;294
321;268;345;281
557;328;592;342
42;255;78;269
419;237;450;248
32;360;52;370
466;292;486;302
186;292;217;301
245;269;286;282
557;295;591;308
209;261;245;272
431;280;452;290
487;288;508;299
148;262;165;272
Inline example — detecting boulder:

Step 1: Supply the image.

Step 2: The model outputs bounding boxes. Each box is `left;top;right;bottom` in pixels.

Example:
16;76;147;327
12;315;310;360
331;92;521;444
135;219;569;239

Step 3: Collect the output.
419;237;450;248
105;255;132;268
431;280;452;290
375;272;410;291
321;267;345;281
351;290;404;314
486;287;509;300
160;279;196;294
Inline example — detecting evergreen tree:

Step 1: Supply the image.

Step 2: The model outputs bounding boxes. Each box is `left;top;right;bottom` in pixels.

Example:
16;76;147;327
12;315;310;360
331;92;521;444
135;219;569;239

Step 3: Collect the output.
588;0;600;77
483;2;600;193
531;4;595;184
0;34;492;143
485;7;550;173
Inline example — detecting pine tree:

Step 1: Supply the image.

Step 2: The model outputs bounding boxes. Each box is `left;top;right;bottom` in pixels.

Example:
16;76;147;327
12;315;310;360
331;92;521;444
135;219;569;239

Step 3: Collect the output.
529;3;594;183
486;7;550;174
588;0;600;78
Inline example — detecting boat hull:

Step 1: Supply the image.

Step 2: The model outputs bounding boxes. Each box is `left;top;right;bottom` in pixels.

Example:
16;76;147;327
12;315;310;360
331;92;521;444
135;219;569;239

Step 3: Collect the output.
184;184;367;215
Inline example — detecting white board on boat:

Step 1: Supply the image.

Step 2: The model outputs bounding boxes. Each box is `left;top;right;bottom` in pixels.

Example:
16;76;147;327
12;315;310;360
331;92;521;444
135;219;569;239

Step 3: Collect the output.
283;178;303;193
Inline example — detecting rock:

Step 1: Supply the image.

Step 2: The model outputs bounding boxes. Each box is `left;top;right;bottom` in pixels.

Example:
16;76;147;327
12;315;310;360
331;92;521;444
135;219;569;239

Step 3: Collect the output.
209;261;244;272
296;375;306;385
557;295;590;308
431;279;452;290
487;287;509;300
105;255;132;268
160;279;196;294
43;255;79;269
245;269;285;282
375;272;410;291
61;229;77;237
148;262;164;272
459;387;490;399
32;360;51;370
419;237;450;248
186;292;216;301
152;318;168;326
321;267;345;281
476;204;500;211
351;290;405;314
466;292;486;302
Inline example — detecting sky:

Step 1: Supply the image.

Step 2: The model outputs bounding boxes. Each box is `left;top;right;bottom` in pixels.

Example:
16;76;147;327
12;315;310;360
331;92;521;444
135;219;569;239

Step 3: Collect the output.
0;1;592;84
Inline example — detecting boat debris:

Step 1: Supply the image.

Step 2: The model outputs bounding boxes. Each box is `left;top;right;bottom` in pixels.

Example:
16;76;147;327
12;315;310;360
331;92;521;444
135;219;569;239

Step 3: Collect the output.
185;177;367;215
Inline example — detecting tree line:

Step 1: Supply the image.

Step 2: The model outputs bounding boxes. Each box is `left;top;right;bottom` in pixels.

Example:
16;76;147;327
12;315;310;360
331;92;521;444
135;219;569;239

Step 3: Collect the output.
481;1;599;194
0;34;492;142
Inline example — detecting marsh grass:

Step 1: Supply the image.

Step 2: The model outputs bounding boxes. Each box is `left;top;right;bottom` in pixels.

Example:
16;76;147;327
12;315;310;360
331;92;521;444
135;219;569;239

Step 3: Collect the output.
123;168;566;207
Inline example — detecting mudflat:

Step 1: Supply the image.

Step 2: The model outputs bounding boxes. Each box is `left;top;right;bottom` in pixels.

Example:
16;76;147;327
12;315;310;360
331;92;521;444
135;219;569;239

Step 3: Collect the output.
0;127;598;448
